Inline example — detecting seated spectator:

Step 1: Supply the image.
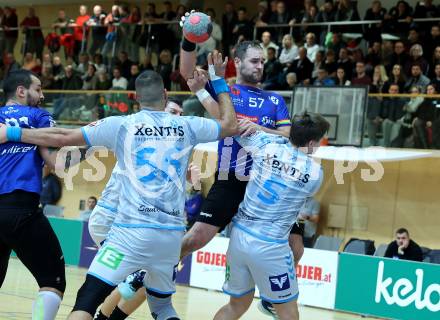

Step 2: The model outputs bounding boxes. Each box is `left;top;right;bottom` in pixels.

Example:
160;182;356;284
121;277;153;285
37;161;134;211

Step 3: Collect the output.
22;52;42;75
76;52;90;75
337;47;353;80
81;63;97;90
413;0;439;30
313;67;335;86
127;64;140;91
326;32;346;58
62;65;83;90
312;50;324;79
426;26;440;72
429;46;440;79
334;0;361;33
431;63;440;91
232;7;253;43
156;49;173;90
111;66;128;89
140;53;154;71
304;32;320;63
262;47;283;90
386;41;409;74
298;197;320;247
80;196;97;221
384;227;423;262
380;84;406;147
363;0;387;45
322;49;337;76
365;41;382;71
41;53;53;71
93;53;106;74
252;1;271;27
41;66;54;89
260;31;279;60
286;46;313;85
407;27;423;48
4;53;21;78
317;0;336;44
40;166;62;209
117;51;133;80
413;84;438;149
405;44;429;77
281;72;297;90
383;64;406;93
301;4;320;42
96;71;111;90
352;61;372;85
405;64;430;92
278;34;298;69
335;67;351;86
269;1;292;44
383;1;413;37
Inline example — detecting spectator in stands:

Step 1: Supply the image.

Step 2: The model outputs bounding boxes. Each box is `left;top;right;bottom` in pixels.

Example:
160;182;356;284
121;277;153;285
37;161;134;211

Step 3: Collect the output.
82;63;97;90
413;84;438;148
127;6;142;62
317;0;336;44
52;55;64;89
221;2;238;52
252;1;271;28
365;41;383;71
313;67;335;86
156;49;173;90
301;4;320;42
367;65;389;146
408;27;423;48
322;49;337;76
4;53;20;77
161;1;176;21
304;32;320;63
168;4;186;52
41;53;52;70
287;46;313;84
352;61;372;85
384;1;413;37
426;25;440;65
80;196;97;221
101;5;120;58
70;5;90;59
386;41;409;74
76;52;89;75
262;47;283;89
260;31;279;60
431;63;440;91
117;51;133;80
41;66;54;89
20;7;45;60
429;45;440;78
298;197;320;247
385;228;423;262
383;64;406;93
111;66;128;89
62;65;83;90
52;9;72;36
232;7;253;44
380;83;406;147
337;47;353;80
326;32;346;58
206;8;223;50
87;5;107;55
335;0;361;33
278;34;298;69
40;166;62;209
140;53;154;71
282;72;297;90
3;7;18;54
405;64;430;92
127;64;140;91
96;71;111;90
413;0;439;30
335;67;351;86
22;52;41;75
93;53;106;73
364;0;387;45
268;1;293;44
312;50;324;79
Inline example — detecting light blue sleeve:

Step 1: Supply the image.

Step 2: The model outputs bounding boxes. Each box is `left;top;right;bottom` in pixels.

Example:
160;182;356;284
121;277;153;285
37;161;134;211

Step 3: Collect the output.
186;116;221;144
234;131;273;149
81;117;124;151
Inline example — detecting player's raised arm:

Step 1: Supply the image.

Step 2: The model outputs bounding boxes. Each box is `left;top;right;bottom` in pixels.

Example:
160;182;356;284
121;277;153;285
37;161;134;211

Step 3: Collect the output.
179;11;197;80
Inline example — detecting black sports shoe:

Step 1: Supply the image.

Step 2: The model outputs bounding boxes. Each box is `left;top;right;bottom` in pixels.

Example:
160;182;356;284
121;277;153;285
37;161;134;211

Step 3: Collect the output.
117;269;147;300
257;300;279;319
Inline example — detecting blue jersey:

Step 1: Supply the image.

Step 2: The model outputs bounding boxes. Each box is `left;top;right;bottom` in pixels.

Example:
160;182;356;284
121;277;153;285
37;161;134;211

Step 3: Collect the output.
233;131;323;241
208;83;291;177
81;111;220;230
0;105;54;195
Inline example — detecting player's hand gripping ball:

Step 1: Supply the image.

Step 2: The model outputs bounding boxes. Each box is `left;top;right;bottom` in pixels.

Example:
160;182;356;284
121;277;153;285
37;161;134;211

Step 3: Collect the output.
182;11;212;43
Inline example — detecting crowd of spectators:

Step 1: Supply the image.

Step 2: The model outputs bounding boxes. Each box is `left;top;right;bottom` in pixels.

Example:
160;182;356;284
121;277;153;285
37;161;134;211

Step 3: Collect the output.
0;0;440;148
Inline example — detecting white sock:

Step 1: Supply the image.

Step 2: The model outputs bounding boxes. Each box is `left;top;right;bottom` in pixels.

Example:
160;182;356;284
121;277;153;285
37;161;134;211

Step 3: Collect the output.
32;291;62;320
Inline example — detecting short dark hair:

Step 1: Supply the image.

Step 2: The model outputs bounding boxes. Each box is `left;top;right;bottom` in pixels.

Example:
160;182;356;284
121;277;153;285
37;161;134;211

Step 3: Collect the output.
3;70;35;101
88;196;97;202
290;112;330;147
135;70;165;107
396;228;409;236
234;40;262;61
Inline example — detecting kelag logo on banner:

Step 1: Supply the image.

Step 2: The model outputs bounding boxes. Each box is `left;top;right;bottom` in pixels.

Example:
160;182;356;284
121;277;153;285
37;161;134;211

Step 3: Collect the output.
335;254;440;320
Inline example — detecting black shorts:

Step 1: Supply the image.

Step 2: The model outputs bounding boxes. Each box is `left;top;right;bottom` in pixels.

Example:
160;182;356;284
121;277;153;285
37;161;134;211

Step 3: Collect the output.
290;221;305;236
196;173;248;231
0;190;66;292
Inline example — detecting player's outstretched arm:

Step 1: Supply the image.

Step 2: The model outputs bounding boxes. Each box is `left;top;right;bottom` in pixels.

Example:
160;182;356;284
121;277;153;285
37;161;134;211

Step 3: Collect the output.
0;125;86;147
179;11;197;80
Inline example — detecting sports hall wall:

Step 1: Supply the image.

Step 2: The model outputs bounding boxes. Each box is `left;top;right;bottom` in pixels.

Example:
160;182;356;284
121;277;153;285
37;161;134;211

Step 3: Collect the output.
58;150;440;249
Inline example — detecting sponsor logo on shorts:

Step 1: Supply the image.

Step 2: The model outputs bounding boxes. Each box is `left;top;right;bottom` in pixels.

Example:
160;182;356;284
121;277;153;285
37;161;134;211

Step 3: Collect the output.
97;246;124;270
269;273;290;291
199;212;212;218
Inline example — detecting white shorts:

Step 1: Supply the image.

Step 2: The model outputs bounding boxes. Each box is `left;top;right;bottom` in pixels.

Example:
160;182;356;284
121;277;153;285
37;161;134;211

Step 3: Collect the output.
223;224;299;303
88;205;116;246
88;226;184;294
